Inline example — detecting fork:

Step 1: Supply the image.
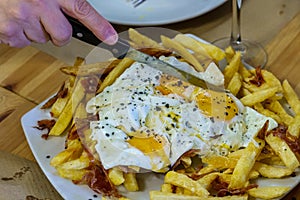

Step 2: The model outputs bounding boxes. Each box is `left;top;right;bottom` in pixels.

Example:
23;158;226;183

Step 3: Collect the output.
130;0;146;8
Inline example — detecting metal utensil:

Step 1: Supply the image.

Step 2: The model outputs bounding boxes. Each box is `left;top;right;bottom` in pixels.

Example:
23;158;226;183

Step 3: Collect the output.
66;16;224;91
130;0;147;8
126;50;214;89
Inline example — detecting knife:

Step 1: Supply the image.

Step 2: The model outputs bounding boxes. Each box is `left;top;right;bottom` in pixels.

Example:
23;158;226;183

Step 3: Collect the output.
66;15;224;90
66;15;129;59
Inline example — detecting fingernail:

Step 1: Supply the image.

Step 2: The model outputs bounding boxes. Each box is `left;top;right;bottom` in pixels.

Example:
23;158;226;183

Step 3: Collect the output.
104;29;118;45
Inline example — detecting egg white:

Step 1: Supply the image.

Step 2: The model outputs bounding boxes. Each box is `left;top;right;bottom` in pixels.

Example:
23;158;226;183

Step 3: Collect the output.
86;60;278;172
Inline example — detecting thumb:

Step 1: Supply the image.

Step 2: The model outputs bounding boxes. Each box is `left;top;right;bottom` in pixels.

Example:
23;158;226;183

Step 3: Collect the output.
59;0;118;45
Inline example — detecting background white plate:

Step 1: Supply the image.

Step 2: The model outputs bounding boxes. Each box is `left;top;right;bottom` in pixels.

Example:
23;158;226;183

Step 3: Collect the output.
88;0;227;25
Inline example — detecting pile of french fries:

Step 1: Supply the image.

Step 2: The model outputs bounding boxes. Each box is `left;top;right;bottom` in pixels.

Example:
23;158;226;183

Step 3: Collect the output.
39;28;300;200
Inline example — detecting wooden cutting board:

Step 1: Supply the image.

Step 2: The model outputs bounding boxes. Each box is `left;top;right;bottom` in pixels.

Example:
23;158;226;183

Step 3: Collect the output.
0;45;68;104
265;12;300;95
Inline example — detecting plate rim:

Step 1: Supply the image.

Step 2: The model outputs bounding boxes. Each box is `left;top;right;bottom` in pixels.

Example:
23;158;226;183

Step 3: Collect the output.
88;0;227;26
20;34;300;199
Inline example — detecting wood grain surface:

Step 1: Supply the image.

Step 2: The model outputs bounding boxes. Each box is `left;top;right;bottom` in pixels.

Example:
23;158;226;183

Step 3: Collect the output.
0;2;299;199
266;12;300;95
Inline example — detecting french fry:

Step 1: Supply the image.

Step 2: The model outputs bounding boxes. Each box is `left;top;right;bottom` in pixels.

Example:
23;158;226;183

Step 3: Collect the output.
50;77;74;118
239;87;278;107
57;151;90;170
164;171;209;197
60;60;119;77
248;170;260;179
161;35;204;72
173;34;213;67
288;114;300;137
265;100;294;125
150;191;248;200
223;51;241;86
224;46;235;62
265;133;300;170
253;103;282;123
180;156;192;168
128;28;162;49
108;167;125;186
50;139;83;167
123;173;139;192
282;79;300;115
227;148;247;159
244;69;283;93
150;191;203;200
174;34;225;62
97;58;134;93
238;63;252;79
227;72;242;96
173;34;211;58
56;167;88;181
254;162;294;178
248;186;290;199
202;155;238;169
262;70;283;93
161;183;173;193
228;139;265;189
49;77;87;136
197;173;218;190
217;173;232;184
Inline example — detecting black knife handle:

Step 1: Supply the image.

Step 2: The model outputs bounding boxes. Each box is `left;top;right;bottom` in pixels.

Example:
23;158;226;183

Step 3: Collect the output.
66;15;101;46
65;15;129;58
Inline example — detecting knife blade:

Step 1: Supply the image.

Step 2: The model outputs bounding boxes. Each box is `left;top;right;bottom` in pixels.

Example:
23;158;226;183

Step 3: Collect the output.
66;15;225;91
126;50;213;89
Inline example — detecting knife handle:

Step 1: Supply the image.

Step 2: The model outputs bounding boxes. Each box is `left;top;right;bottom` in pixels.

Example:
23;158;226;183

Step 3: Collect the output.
65;15;129;58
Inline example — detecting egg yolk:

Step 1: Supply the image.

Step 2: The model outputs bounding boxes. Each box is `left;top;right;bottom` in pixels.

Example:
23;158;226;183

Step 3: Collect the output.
157;74;239;121
127;136;170;172
127;136;164;154
194;89;239;121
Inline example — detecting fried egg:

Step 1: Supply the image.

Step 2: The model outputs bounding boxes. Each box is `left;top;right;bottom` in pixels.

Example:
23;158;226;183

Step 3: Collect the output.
86;58;278;173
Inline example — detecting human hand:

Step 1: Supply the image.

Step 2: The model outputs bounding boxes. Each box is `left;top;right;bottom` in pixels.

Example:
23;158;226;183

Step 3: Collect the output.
0;0;118;48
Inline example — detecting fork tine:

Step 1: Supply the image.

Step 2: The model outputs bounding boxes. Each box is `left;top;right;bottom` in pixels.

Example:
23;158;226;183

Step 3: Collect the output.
131;0;146;8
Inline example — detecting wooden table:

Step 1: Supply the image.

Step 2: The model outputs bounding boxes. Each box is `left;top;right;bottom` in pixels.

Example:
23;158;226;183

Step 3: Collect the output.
0;0;299;199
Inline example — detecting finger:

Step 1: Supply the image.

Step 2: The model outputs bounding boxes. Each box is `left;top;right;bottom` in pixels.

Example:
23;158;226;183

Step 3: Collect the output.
5;32;31;48
39;4;72;46
59;0;118;45
0;22;31;48
23;18;50;44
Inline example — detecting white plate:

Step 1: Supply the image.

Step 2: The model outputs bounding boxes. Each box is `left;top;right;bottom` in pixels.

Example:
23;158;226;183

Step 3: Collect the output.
87;0;227;25
21;33;300;199
21;98;300;200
